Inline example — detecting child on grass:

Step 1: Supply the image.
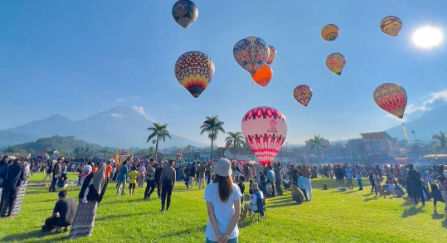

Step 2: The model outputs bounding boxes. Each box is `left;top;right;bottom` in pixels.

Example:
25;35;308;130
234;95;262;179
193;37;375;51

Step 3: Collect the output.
298;172;308;201
128;166;139;196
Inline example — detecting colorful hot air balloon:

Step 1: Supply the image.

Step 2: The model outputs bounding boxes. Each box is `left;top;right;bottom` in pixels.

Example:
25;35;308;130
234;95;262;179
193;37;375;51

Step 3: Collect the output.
174;51;215;98
380;16;402;37
373;83;407;118
172;0;198;29
251;64;273;87
321;24;339;41
293;85;313;107
233;37;269;74
241;106;287;165
326;53;346;75
266;46;277;65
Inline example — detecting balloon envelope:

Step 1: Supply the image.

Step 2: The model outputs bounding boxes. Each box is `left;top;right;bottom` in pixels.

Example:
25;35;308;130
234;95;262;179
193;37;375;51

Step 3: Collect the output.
241;106;287;165
233;37;269;74
373;83;407;118
172;0;198;29
326;53;346;75
293;85;313;107
321;24;339;41
251;64;273;87
380;16;402;37
266;46;277;65
174;51;215;98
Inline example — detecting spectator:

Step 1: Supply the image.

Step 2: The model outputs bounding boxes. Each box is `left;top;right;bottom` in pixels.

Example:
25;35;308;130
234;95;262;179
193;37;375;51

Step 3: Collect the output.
204;158;241;242
42;190;76;233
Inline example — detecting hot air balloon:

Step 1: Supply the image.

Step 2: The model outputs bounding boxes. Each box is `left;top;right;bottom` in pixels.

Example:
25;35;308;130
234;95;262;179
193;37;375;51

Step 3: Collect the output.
326;53;346;75
321;24;339;41
172;0;198;29
266;46;277;65
174;51;215;98
380;16;402;37
241;106;287;165
251;64;273;87
293;85;313;107
233;37;269;74
373;83;407;118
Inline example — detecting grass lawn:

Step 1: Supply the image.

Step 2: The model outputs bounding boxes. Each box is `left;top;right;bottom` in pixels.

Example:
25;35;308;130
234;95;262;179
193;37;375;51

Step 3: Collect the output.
1;173;446;242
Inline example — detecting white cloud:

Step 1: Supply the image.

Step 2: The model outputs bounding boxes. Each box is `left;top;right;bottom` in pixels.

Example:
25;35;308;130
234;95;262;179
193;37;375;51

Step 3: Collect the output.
406;89;447;115
111;113;123;118
132;106;156;122
386;113;408;122
116;98;124;102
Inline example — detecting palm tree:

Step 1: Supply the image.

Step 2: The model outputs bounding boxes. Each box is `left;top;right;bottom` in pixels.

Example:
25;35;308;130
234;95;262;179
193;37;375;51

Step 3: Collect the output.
431;131;447;153
225;131;244;159
147;123;172;160
306;135;327;155
200;116;225;161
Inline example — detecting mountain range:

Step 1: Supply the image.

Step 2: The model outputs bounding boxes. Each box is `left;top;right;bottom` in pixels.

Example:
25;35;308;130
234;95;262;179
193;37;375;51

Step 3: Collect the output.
0;104;445;149
0;106;206;149
385;104;447;141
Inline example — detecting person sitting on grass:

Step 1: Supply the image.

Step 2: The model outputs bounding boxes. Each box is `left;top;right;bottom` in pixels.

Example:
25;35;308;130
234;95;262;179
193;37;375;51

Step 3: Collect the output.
241;183;264;220
382;180;394;198
298;172;308;202
392;180;405;197
291;182;304;204
42;190;76;233
128;166;139;196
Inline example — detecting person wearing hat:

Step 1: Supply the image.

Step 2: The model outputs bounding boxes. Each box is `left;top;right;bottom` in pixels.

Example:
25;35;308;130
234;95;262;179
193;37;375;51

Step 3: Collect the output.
49;158;62;192
204;158;242;243
241;182;264;220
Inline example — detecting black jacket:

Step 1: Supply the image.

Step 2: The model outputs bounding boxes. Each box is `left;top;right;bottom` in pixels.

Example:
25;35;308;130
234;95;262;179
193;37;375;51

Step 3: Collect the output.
3;162;26;190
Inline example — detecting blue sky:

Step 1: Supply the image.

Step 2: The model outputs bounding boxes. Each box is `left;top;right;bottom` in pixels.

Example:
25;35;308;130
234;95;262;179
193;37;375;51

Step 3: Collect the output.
0;0;447;146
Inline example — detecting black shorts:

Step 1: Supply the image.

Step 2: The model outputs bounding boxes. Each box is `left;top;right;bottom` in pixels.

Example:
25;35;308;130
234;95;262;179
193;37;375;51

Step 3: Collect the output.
129;183;136;189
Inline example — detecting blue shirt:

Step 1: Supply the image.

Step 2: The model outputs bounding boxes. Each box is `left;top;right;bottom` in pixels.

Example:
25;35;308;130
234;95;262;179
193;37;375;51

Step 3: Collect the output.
118;165;128;181
355;169;362;180
298;176;305;189
267;170;275;183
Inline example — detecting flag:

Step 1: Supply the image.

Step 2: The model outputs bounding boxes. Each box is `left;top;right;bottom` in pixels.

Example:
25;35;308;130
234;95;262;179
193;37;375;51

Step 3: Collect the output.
401;123;408;140
411;130;415;135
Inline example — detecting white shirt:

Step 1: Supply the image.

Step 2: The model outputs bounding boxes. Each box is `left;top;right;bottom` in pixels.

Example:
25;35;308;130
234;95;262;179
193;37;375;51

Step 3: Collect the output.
204;183;242;241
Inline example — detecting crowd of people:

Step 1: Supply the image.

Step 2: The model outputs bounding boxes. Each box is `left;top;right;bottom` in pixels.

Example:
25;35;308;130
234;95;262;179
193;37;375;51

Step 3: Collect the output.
3;153;447;242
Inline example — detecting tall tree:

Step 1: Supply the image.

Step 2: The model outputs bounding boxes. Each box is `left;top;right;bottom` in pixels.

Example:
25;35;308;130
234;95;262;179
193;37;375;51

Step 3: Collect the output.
306;135;327;155
147;123;172;160
431;131;447;153
225;131;244;159
200;116;225;161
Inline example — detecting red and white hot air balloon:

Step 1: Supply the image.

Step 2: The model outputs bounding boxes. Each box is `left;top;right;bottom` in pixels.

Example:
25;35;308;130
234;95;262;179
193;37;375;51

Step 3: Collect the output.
241;106;287;165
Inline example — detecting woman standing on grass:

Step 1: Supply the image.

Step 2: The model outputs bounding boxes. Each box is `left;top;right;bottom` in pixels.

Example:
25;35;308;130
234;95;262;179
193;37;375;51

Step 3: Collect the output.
69;162;107;239
204;158;242;243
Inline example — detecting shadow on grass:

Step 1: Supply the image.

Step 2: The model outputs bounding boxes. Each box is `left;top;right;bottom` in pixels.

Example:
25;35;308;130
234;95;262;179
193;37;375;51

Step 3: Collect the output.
402;206;424;218
432;211;445;220
1;230;65;243
400;199;416;207
158;226;206;239
96;211;151;221
363;197;377;202
342;191;357;194
100;197;142;206
268;199;300;209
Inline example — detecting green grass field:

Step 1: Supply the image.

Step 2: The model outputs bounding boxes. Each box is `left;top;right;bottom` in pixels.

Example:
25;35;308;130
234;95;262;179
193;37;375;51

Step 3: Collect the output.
1;173;446;243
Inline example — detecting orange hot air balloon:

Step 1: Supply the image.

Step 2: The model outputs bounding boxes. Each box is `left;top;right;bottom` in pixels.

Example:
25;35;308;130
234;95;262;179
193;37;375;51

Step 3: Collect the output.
326;53;346;75
380;16;402;37
293;85;313;107
251;64;273;87
321;24;339;41
373;83;407;118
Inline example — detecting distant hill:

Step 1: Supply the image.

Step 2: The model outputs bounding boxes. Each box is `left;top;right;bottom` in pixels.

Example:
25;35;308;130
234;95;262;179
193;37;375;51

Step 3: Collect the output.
0;131;38;148
11;135;107;153
0;105;206;148
386;104;447;140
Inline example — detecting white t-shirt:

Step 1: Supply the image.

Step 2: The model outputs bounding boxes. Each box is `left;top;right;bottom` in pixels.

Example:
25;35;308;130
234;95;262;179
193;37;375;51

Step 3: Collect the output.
204;182;242;241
